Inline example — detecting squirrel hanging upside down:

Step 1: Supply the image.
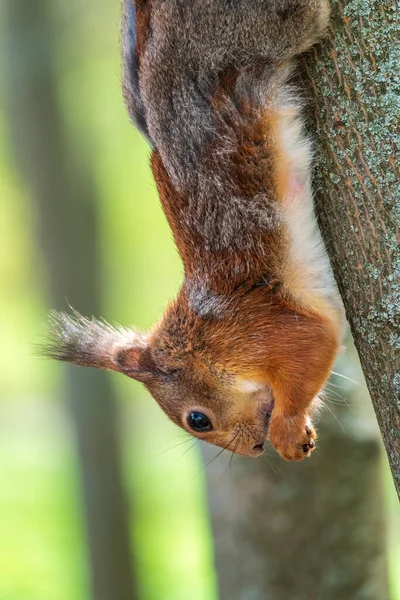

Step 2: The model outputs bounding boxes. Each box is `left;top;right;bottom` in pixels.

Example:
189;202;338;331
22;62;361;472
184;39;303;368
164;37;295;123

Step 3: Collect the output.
46;0;345;461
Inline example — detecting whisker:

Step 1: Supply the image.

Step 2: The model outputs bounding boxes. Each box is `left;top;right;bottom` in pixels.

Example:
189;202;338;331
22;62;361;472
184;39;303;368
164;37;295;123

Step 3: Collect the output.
203;432;240;472
220;436;241;480
154;435;194;458
322;388;356;410
323;391;351;406
261;450;283;475
324;386;347;402
321;401;346;433
326;381;348;390
178;438;200;460
204;447;227;469
331;370;359;385
231;436;241;472
229;449;235;478
323;396;355;408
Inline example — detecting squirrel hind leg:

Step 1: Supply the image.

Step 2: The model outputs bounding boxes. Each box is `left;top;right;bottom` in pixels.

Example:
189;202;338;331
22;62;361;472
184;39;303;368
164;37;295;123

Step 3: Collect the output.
263;0;331;58
280;0;331;54
249;0;331;60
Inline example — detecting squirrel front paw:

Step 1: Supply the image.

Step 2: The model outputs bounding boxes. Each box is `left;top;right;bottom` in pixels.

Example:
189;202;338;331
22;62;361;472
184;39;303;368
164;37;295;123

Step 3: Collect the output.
268;413;317;461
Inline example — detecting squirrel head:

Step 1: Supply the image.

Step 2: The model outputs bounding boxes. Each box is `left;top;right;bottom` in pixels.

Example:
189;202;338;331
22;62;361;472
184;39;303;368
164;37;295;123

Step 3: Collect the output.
45;280;339;457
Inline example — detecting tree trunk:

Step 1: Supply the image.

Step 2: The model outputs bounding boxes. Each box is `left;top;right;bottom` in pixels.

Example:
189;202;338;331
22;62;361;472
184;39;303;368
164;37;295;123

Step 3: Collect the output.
205;367;389;599
1;2;138;599
300;0;400;498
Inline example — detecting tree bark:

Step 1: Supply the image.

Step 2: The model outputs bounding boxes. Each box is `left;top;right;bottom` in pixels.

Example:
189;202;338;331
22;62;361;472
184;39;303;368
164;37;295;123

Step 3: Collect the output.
1;2;138;599
300;0;400;498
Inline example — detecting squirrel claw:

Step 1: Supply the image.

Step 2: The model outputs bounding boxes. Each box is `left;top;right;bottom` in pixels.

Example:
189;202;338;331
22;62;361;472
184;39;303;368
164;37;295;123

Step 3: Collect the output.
268;414;317;461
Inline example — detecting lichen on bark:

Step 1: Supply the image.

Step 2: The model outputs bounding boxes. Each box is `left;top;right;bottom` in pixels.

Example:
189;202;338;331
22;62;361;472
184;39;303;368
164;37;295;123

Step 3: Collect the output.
301;0;400;496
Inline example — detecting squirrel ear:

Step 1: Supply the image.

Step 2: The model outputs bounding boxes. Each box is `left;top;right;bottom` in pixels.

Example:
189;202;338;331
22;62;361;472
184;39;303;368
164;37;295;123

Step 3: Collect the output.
43;310;156;383
115;345;159;382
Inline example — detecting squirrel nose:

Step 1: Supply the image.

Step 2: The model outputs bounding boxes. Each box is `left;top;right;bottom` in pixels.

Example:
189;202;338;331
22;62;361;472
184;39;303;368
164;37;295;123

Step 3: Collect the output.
252;443;265;455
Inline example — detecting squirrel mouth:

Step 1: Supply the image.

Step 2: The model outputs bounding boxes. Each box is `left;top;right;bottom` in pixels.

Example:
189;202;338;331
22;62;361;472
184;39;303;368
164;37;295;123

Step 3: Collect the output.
253;442;265;454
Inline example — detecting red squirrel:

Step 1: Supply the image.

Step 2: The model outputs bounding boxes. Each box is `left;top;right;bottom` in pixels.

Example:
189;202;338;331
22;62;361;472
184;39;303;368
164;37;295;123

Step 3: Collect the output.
46;0;345;461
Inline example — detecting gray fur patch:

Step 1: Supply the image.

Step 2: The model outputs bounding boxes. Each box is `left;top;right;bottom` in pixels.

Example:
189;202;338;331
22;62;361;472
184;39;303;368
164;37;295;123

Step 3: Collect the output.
188;191;283;252
187;283;229;319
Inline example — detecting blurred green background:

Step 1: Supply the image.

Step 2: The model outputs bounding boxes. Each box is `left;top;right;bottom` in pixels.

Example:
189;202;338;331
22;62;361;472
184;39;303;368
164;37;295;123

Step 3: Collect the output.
0;1;398;600
0;2;216;598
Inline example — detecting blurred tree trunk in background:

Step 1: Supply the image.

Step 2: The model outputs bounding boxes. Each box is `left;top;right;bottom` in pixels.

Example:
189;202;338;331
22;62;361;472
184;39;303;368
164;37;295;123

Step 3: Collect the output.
1;2;138;599
205;358;389;599
302;0;400;498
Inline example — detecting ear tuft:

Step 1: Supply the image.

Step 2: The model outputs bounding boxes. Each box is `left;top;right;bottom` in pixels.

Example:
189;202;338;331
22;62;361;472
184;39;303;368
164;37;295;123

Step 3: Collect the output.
41;309;146;374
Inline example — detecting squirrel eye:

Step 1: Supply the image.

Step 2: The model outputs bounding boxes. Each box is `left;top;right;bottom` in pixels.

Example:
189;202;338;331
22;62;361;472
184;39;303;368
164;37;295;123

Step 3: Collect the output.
187;411;213;432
